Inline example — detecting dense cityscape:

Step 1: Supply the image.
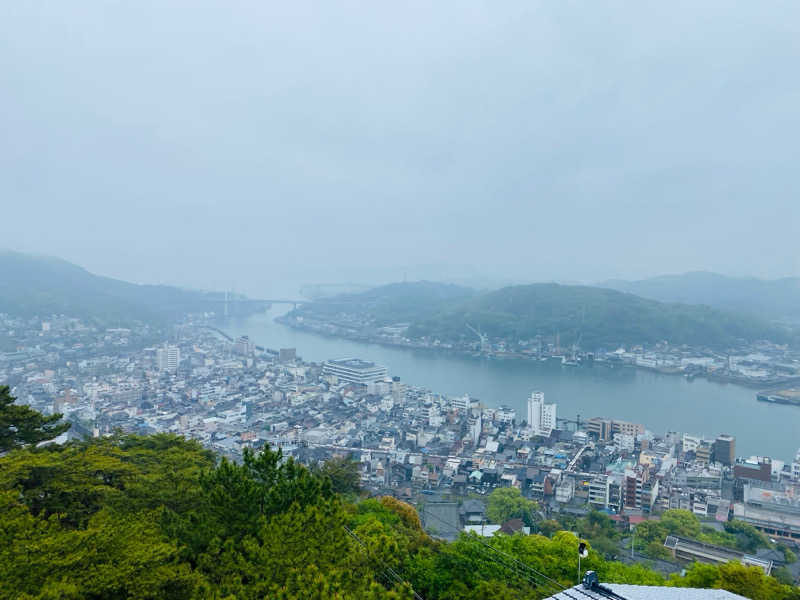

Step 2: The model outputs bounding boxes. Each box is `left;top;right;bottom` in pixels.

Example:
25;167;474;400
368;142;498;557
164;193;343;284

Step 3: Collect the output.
5;308;800;584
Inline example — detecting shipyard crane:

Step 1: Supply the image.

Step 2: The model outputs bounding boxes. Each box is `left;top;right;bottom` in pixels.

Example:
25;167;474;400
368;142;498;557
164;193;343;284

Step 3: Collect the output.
465;322;490;353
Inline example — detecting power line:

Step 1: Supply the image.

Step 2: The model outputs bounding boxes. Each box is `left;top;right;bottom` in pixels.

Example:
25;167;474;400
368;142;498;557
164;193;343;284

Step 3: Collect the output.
419;506;564;596
418;506;628;600
343;525;425;600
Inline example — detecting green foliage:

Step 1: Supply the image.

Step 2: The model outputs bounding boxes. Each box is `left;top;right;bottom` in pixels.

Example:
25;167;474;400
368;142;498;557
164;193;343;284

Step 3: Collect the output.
0;386;70;452
486;487;537;526
724;519;773;553
669;562;800;600
632;509;771;561
1;434;799;600
781;546;798;564
406;283;793;350
292;281;475;328
314;454;362;495
538;519;561;537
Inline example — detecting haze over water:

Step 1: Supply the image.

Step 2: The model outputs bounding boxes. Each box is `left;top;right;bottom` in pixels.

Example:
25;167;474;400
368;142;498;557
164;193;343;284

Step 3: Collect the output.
226;306;800;462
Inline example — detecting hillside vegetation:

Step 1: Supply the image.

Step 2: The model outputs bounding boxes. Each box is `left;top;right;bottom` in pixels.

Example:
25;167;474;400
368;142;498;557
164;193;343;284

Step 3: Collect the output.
293;281;475;326
0;251;265;325
601;272;800;321
3;433;800;599
296;281;792;350
410;283;792;350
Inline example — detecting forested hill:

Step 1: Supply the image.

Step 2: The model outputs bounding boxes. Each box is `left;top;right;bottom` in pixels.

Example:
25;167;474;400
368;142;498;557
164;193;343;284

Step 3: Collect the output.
0;251;265;324
410;283;792;350
600;272;800;321
293;281;476;325
294;281;793;350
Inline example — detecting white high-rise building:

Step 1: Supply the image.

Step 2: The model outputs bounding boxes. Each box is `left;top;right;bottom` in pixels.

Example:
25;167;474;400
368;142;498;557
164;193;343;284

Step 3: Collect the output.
792;449;800;481
469;413;482;446
527;391;556;437
157;344;181;373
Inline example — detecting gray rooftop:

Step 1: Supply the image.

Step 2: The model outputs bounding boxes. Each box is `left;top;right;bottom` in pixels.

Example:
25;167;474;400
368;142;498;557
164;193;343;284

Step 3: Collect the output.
546;583;747;600
325;358;381;369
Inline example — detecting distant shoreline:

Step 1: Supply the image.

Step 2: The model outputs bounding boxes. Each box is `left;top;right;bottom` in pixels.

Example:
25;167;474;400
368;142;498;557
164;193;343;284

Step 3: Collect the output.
272;315;797;393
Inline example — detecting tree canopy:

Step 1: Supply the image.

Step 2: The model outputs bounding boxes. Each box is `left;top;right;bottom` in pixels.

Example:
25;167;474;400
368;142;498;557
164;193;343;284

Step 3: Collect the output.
0;385;70;452
486;487;538;526
1;430;798;599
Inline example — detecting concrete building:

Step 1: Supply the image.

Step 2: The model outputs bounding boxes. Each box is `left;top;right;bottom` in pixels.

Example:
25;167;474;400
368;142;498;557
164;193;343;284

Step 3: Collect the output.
234;335;254;356
587;417;644;441
733;483;800;544
278;348;296;363
586;417;613;440
322;358;388;385
792;449;800;481
734;457;772;483
588;475;610;509
527;391;556;437
156;344;180;373
496;405;516;424
714;434;736;466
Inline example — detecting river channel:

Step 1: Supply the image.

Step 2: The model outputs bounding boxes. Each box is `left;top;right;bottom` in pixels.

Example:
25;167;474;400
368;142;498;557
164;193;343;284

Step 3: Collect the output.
224;305;800;461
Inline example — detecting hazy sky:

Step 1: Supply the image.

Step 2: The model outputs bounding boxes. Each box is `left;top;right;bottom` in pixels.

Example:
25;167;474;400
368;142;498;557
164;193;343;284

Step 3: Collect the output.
2;1;799;297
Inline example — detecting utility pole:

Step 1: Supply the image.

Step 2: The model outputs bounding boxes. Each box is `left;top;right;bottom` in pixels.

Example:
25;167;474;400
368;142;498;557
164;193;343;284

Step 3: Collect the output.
578;542;588;584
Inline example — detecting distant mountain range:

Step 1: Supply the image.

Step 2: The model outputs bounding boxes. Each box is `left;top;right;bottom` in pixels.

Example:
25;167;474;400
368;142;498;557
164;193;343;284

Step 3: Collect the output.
294;280;795;350
600;272;800;321
0;251;265;325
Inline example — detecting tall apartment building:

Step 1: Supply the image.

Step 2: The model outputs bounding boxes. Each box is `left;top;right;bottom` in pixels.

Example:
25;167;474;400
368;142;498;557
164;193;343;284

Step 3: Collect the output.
713;434;736;466
156;344;180;373
792;449;800;481
527;391;556;437
234;335;254;356
695;443;713;465
588;475;611;509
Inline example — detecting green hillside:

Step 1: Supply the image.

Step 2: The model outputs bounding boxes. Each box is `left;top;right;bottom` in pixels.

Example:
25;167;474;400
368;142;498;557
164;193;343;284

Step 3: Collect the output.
293;281;476;326
601;272;800;321
410;283;792;350
295;281;792;350
0;251;265;325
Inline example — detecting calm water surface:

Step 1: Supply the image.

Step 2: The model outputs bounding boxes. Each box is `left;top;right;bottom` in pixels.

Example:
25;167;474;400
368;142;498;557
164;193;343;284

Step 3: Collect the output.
225;306;800;461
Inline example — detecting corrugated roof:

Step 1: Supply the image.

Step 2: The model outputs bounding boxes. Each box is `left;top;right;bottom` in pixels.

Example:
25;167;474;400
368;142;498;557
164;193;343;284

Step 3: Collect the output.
545;583;747;600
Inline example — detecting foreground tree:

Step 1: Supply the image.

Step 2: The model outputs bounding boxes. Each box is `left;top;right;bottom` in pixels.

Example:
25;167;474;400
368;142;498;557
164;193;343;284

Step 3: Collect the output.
486;487;537;526
0;385;70;452
315;454;362;495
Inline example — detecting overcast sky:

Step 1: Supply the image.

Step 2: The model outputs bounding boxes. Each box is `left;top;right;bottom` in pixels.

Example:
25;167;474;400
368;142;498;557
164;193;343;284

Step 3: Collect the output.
2;1;799;296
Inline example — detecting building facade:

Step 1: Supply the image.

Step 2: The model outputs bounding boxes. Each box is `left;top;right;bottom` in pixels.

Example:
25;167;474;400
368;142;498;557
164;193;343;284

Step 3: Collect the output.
527;391;556;437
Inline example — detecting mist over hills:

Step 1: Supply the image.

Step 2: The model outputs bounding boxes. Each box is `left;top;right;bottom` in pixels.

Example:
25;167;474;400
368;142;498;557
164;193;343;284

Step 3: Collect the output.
0;251;261;324
600;272;800;321
295;281;795;351
294;281;476;324
2;250;796;349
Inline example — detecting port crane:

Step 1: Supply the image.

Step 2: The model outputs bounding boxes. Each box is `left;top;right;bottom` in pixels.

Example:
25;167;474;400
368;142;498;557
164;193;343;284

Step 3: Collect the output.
466;322;490;353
